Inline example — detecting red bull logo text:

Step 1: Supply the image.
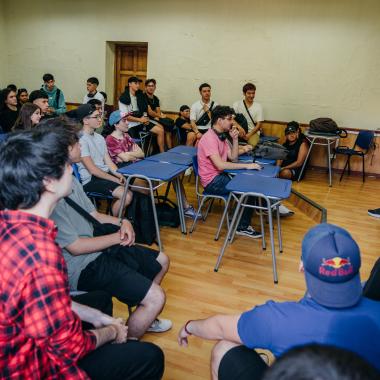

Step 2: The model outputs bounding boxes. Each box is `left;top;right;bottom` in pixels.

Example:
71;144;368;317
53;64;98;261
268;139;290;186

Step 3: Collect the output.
319;257;353;277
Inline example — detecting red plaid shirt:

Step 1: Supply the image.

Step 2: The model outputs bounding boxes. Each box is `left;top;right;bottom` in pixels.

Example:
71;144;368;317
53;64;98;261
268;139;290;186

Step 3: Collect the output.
0;210;96;379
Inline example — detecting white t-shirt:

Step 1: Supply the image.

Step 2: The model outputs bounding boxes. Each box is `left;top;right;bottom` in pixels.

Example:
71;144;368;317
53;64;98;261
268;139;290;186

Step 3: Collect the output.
190;99;218;130
83;91;105;106
233;100;264;132
119;92;140;128
78;132;109;185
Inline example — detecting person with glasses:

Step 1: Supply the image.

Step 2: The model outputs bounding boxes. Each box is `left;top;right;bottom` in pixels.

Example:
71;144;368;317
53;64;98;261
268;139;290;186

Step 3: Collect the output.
74;104;133;216
197;106;262;237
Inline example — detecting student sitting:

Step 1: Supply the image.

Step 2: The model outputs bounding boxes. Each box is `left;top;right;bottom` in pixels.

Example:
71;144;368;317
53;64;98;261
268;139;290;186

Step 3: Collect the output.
12;102;42;131
29;89;50;120
106;110;199;218
75;103;133;216
41;73;66;116
0;126;164;380
119;76;165;153
278;121;308;180
144;78;175;149
197;105;262;237
178;223;380;380
105;110;144;167
17;88;29;106
190;83;218;135
233;82;264;148
83;76;105;109
0;87;19;132
175;105;201;146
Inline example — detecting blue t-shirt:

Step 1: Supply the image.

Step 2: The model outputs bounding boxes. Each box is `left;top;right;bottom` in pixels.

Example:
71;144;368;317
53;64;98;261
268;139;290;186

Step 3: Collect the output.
238;296;380;370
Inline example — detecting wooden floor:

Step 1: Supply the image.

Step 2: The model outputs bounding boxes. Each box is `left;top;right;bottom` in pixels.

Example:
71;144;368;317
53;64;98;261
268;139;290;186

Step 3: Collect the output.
113;169;380;380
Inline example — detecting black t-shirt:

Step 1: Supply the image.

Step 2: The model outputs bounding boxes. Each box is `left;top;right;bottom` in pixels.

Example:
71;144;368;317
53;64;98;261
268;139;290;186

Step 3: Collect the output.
282;133;307;167
145;94;160;112
175;117;190;129
0;107;19;133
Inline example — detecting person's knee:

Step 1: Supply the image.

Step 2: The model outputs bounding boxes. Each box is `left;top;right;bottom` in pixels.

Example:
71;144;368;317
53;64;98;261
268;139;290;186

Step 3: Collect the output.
143;282;166;308
211;340;240;376
157;252;170;273
279;169;292;179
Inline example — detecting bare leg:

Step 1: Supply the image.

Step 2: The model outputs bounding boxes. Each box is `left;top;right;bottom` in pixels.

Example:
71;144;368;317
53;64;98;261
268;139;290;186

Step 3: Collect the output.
151;125;165;153
153;251;170;284
127;283;165;339
211;340;242;380
186;132;196;146
165;131;173;149
112;186;132;216
279;169;293;179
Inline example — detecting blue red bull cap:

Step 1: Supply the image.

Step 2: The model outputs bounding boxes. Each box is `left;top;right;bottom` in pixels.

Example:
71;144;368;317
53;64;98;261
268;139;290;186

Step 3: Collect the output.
302;223;361;308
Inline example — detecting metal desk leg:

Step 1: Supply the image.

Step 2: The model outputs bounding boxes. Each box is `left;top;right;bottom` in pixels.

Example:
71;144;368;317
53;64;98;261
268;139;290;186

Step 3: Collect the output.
147;179;163;251
215;193;232;241
258;198;266;251
298;138;315;182
173;177;187;234
266;198;278;284
327;140;333;187
214;199;242;272
276;203;283;253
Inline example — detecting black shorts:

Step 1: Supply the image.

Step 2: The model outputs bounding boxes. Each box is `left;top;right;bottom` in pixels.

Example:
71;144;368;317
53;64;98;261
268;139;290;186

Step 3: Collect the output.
219;346;268;380
290;167;303;181
128;123;156;139
77;244;161;306
83;176;120;196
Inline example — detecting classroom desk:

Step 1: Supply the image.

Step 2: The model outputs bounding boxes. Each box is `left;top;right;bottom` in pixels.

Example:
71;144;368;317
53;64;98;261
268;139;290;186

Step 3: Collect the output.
298;130;340;186
215;174;292;283
117;160;188;251
225;165;280;178
145;151;194;166
168;145;197;155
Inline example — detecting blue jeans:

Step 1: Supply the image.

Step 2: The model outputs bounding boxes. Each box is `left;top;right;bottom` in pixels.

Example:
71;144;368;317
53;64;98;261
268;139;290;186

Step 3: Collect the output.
204;173;254;229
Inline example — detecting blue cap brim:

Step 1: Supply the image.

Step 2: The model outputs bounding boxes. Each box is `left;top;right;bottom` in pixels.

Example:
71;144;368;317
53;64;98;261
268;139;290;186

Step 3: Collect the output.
305;271;362;309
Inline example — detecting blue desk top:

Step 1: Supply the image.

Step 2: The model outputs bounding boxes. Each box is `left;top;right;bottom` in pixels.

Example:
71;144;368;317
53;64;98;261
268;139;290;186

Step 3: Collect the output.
238;154;276;165
145;152;193;166
117;160;187;181
169;145;197;155
226;175;292;199
225;165;280;178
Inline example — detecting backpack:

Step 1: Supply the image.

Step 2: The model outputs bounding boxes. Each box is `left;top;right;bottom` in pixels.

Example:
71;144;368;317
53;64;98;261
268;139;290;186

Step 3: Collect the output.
362;258;380;301
155;196;180;228
126;192;156;245
309;118;348;137
253;141;289;160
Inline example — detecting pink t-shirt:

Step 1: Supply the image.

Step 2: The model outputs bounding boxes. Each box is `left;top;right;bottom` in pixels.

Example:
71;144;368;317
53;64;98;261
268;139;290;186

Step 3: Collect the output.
106;133;140;164
197;129;230;188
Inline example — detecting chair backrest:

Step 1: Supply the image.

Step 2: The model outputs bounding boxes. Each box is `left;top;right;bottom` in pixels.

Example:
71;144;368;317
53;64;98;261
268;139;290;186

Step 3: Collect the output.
355;130;375;151
192;155;199;177
72;163;82;183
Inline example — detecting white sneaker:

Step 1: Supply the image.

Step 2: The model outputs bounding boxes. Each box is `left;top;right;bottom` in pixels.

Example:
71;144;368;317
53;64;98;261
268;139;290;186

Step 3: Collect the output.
279;204;294;217
147;318;172;333
184;167;193;176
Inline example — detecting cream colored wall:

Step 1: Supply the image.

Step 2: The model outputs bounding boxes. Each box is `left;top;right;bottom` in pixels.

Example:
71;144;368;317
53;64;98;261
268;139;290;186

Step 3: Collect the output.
0;1;8;86
3;0;380;129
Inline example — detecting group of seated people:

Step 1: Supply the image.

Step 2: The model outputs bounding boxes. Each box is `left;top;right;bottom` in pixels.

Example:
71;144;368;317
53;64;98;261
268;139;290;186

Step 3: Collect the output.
1;74;378;379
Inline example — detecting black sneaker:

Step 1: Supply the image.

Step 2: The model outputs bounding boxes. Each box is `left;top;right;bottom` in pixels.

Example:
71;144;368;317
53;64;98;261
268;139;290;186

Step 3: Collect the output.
236;226;262;238
368;208;380;218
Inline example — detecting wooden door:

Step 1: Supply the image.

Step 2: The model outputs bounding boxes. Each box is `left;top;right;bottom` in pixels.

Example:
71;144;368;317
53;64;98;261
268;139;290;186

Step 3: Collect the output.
114;44;148;107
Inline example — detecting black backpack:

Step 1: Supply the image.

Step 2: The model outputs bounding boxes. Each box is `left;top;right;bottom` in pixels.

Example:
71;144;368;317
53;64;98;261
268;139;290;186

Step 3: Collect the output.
363;258;380;301
309;118;347;137
155;196;180;228
253;141;289;160
126;192;156;245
